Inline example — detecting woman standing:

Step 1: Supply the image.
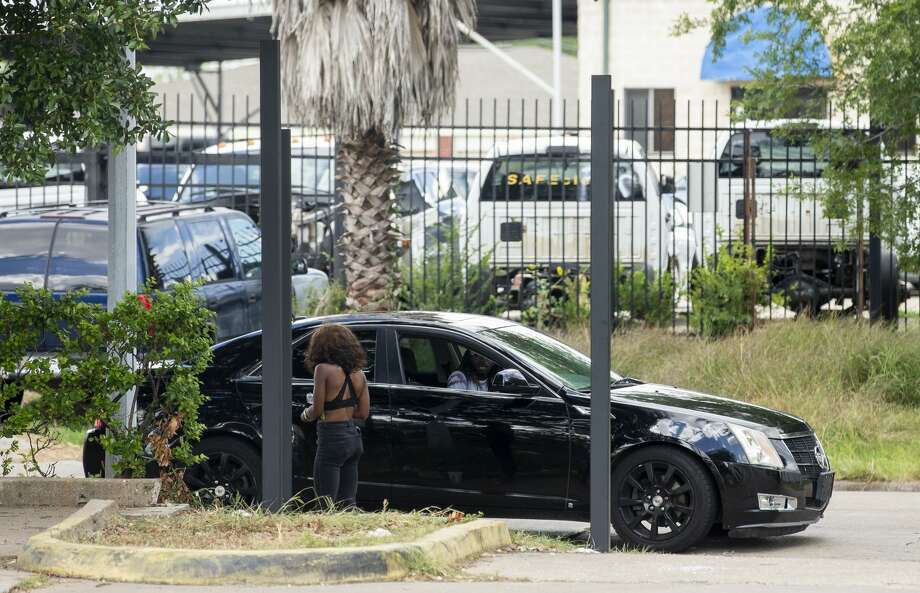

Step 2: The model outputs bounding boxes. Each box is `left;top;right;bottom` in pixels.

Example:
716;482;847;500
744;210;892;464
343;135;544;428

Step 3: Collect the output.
300;324;370;509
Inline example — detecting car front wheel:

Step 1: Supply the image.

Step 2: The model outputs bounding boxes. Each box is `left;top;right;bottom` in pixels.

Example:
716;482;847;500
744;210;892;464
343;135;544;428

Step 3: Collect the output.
611;446;718;552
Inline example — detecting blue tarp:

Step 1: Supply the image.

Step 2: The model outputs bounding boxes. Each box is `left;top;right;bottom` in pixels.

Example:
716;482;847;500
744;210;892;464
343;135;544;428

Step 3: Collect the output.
701;7;831;81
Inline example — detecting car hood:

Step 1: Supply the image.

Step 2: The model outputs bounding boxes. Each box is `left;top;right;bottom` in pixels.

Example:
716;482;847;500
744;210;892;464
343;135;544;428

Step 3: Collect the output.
584;382;811;436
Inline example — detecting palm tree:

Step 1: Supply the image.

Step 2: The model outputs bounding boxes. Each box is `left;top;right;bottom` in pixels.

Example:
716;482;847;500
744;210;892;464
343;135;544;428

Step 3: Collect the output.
273;0;476;310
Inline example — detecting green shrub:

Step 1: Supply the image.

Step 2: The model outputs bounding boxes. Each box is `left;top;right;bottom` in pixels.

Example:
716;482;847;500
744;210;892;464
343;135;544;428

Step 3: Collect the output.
0;281;214;495
398;222;496;314
616;268;676;328
690;244;769;338
296;282;349;317
522;270;591;330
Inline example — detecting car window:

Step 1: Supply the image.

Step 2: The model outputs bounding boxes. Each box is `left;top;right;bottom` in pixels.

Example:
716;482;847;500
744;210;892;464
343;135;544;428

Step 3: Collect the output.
225;216;261;279
481;155;647;202
718;131;828;179
182;219;236;283
46;224;107;293
141;221;192;288
0;222;55;290
397;333;503;392
252;329;377;381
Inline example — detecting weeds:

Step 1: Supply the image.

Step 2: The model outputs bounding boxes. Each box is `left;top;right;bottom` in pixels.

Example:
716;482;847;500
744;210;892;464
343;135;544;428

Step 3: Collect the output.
554;319;920;481
80;504;474;550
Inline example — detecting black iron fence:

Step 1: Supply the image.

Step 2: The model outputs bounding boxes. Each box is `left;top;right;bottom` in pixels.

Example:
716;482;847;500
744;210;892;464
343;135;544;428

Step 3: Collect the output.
3;94;919;331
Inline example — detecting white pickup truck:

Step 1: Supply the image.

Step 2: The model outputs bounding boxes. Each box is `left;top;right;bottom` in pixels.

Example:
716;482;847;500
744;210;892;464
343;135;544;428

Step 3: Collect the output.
687;121;903;317
402;136;698;304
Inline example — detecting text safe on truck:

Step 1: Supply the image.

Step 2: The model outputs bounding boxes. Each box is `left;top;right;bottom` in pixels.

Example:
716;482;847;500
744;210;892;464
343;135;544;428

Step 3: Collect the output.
401;135;698;306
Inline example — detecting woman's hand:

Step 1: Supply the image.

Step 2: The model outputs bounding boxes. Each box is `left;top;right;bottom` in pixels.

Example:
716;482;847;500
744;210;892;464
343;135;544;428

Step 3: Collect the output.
301;405;315;422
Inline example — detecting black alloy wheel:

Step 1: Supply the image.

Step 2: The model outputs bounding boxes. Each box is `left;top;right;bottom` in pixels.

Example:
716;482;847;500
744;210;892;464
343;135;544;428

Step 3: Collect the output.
184;436;261;505
611;446;717;552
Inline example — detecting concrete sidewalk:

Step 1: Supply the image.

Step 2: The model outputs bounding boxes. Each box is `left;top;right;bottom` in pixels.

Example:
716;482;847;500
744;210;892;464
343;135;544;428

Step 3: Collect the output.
1;491;917;593
0;507;73;560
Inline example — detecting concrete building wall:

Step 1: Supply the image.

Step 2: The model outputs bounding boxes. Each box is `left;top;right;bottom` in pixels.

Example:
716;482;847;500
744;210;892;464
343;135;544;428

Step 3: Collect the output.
578;0;736;162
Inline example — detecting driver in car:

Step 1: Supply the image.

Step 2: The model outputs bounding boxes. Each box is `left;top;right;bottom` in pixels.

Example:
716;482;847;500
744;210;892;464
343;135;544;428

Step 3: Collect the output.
447;350;495;392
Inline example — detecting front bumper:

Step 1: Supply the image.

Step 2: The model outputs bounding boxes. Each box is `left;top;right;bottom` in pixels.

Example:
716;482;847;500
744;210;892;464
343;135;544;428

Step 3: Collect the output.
718;462;834;531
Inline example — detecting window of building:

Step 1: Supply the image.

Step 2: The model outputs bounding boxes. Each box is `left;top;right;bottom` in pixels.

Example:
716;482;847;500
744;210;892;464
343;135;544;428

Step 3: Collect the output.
624;88;676;153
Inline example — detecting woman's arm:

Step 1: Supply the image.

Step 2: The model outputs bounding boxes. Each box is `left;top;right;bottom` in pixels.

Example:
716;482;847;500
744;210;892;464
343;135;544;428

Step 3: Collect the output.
304;364;328;421
354;371;371;421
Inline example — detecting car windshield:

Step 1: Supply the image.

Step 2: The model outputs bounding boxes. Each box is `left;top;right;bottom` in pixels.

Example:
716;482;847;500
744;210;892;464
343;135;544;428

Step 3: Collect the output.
480;324;621;390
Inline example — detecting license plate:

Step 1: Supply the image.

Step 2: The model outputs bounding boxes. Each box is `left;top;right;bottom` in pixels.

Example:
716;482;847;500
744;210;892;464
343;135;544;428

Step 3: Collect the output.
815;472;835;503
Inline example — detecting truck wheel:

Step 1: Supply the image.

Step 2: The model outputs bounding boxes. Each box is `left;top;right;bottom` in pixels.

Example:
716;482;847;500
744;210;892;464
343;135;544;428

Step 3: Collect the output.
876;249;900;321
611;446;717;552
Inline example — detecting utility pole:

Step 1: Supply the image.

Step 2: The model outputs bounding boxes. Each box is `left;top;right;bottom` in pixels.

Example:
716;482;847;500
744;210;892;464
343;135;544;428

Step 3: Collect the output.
104;49;138;478
602;0;610;75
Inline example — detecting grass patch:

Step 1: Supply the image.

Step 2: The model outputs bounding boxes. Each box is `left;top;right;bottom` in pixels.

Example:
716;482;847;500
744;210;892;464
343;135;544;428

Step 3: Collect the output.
553;319;920;481
78;506;472;550
509;531;580;553
54;426;85;447
9;576;50;593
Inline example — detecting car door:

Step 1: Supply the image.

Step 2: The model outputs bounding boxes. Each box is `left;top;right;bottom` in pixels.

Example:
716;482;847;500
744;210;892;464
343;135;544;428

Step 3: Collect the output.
385;326;571;516
233;326;391;508
223;214;263;332
177;216;249;340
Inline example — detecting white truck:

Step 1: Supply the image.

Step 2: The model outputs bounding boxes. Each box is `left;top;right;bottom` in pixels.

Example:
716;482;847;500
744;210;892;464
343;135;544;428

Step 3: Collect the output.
402;135;697;306
687;121;903;317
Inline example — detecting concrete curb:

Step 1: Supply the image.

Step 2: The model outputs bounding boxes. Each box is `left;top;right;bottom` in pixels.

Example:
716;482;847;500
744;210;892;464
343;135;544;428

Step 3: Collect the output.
835;480;920;492
0;478;160;507
17;500;512;585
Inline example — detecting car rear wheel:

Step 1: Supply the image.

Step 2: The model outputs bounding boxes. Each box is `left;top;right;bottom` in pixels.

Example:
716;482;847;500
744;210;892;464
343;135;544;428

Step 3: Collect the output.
611;446;717;552
184;436;261;505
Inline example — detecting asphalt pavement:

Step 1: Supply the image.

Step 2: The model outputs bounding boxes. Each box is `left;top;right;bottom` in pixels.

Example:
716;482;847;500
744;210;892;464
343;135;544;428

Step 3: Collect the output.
1;491;917;593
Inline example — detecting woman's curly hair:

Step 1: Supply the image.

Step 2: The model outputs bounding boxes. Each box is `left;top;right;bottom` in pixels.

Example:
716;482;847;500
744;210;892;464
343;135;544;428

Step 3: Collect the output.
304;324;367;374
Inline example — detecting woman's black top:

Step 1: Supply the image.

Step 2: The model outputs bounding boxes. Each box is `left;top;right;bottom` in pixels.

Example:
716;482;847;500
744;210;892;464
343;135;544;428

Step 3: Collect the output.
323;371;359;411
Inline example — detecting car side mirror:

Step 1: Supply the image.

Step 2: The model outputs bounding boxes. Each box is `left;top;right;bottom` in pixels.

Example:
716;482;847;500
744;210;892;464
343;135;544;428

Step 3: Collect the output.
491;369;539;395
660;175;676;195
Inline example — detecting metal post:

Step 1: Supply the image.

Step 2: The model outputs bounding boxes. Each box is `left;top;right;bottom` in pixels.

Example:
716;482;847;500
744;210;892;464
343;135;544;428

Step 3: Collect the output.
260;39;292;510
869;205;882;321
552;0;563;128
333;149;346;286
602;0;610;75
104;49;138;479
590;75;613;553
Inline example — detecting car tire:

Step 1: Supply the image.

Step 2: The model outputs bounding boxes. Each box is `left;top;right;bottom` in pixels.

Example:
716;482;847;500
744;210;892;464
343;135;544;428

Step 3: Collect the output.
611;446;718;552
184;436;262;505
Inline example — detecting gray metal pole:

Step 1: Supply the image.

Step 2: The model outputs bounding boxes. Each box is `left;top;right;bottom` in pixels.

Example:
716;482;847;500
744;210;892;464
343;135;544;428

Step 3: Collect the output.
260;40;292;510
602;0;610;75
104;49;138;479
552;0;562;127
589;75;613;552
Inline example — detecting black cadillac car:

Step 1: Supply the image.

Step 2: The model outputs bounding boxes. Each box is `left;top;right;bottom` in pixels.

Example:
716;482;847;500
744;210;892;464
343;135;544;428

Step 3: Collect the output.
84;312;833;552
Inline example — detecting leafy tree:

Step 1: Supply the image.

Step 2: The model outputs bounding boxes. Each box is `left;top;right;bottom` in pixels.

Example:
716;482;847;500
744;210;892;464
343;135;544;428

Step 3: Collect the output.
0;0;206;183
273;0;476;310
676;1;920;268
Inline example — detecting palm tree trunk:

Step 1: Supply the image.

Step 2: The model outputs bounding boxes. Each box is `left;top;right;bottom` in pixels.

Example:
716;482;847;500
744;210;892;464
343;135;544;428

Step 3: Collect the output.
337;130;401;310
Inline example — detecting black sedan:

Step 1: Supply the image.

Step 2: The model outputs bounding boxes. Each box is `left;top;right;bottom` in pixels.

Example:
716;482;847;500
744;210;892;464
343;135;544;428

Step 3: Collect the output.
84;312;833;552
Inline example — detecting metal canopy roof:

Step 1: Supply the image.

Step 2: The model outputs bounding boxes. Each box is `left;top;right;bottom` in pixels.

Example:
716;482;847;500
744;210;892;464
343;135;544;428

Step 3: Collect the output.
138;0;577;67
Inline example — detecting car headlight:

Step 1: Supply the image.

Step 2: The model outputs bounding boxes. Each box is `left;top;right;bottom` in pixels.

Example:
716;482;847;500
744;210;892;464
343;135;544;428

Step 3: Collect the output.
729;423;784;468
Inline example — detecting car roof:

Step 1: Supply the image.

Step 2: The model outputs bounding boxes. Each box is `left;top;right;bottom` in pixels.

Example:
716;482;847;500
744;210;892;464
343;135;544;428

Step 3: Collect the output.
0;201;238;225
214;312;519;351
298;311;517;333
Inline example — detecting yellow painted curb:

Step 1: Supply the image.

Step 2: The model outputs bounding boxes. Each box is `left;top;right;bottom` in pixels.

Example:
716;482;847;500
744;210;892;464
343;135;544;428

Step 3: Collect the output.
17;499;511;585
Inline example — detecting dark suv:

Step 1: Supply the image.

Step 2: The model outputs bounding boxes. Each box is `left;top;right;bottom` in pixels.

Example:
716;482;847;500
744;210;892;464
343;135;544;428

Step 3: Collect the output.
0;203;325;342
